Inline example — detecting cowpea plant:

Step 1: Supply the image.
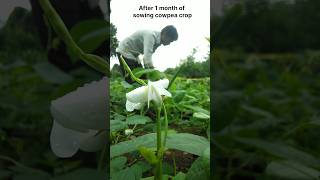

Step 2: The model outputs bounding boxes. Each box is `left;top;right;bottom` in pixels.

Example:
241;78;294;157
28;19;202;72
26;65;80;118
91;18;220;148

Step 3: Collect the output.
38;0;109;169
109;56;210;180
38;0;109;76
38;0;210;179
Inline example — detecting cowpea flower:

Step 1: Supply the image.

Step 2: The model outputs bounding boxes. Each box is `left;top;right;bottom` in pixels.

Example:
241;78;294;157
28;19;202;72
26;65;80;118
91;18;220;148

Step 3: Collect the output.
126;79;171;112
50;77;108;158
124;129;134;135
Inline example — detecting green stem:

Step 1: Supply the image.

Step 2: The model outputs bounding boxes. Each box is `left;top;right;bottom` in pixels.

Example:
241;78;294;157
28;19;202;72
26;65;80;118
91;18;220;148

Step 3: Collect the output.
119;55;146;85
162;103;168;148
140;106;144;115
172;152;177;176
155;103;168;180
38;0;79;52
156;107;163;180
38;0;109;76
132;124;138;131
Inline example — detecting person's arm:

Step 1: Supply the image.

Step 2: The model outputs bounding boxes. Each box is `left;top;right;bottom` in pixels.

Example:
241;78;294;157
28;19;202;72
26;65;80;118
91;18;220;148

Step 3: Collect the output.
143;34;156;69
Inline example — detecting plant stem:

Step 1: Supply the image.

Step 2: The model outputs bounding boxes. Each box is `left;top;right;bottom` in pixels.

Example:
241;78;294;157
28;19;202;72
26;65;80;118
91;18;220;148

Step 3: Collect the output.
140;106;145;115
156;107;163;180
119;55;147;85
132;124;138;131
168;65;182;89
38;0;109;75
155;103;169;180
162;103;168;148
172;152;177;176
38;0;79;52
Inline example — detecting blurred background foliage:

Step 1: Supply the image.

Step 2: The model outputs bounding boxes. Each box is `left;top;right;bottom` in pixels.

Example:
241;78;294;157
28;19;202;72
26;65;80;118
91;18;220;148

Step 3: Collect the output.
214;0;320;52
0;2;117;179
213;0;320;179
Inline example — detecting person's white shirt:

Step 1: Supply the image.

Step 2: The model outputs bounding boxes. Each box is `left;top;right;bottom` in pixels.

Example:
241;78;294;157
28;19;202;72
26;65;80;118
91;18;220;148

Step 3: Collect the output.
116;30;161;68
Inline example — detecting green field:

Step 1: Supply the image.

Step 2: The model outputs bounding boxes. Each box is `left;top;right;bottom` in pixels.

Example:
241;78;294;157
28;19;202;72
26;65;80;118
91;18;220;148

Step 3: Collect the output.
109;70;210;179
213;50;320;179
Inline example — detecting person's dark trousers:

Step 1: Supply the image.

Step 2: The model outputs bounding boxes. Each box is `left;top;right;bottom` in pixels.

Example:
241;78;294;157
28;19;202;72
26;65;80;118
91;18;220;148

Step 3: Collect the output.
117;53;144;84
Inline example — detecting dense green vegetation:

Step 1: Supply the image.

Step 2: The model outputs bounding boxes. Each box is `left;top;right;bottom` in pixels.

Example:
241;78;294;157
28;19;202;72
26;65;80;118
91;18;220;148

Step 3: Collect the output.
2;0;320;179
213;50;320;179
212;0;320;179
0;6;108;180
110;73;210;179
214;0;320;52
109;34;210;179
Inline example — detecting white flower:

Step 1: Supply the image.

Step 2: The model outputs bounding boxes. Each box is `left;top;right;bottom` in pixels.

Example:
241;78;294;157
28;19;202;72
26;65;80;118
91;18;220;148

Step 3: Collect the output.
124;129;134;135
125;79;171;112
50;77;108;158
126;101;144;112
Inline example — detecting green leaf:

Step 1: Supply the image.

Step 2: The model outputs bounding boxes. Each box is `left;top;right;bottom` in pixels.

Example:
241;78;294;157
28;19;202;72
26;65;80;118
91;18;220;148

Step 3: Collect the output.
121;80;133;89
113;114;126;121
140;175;169;180
183;105;210;115
132;68;158;78
111;133;209;158
111;133;156;158
51;168;105;180
138;146;158;165
126;115;152;125
146;71;165;81
235;137;320;167
265;161;320;180
193;112;210;119
134;161;152;174
202;147;210;165
166;133;210;156
70;19;108;54
110;156;127;174
173;90;186;103
111;120;127;132
172;172;186;180
111;164;142;180
168;65;183;89
79;53;109;76
186;156;210;180
33;62;73;84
